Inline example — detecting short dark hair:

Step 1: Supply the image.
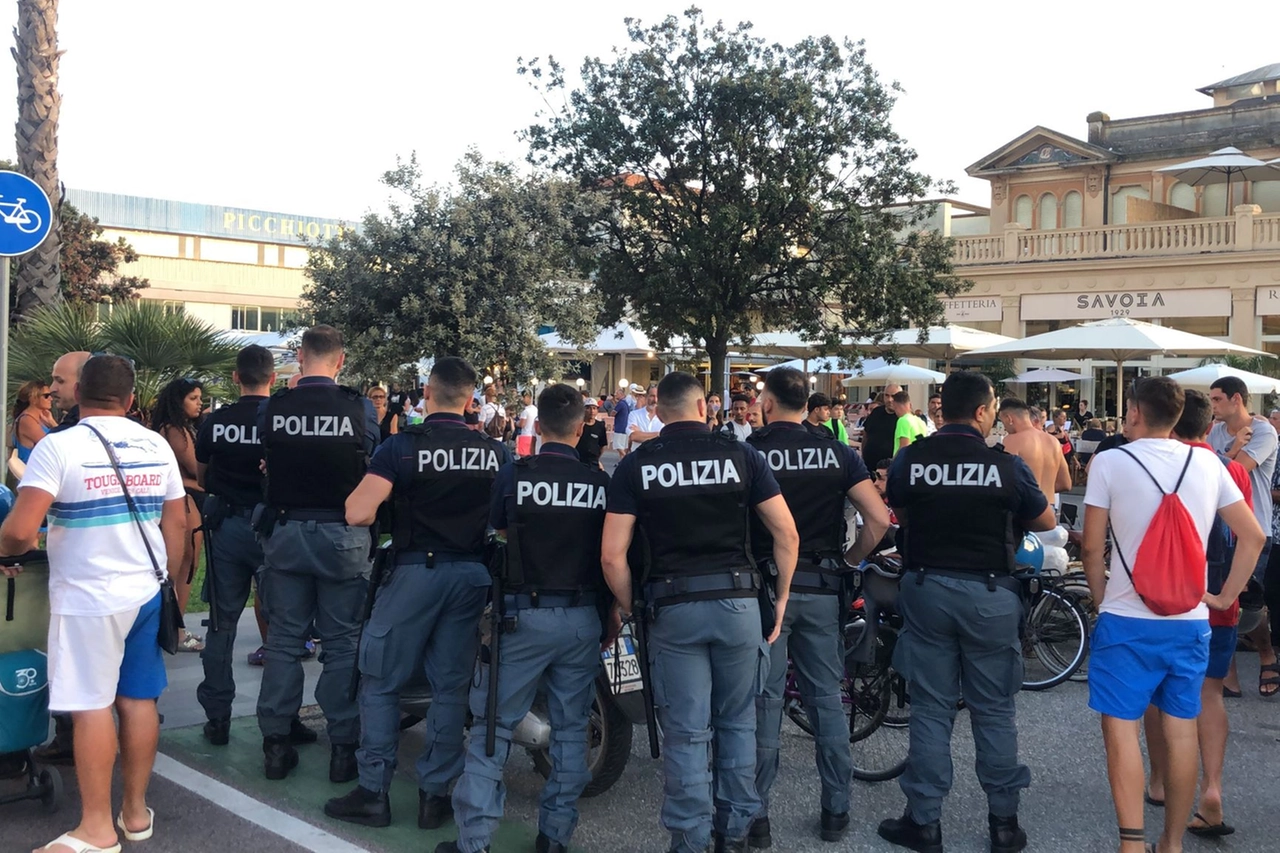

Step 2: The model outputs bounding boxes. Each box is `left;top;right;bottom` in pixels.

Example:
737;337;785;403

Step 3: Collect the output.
537;383;585;437
940;371;994;422
656;372;703;412
79;355;135;410
1130;376;1184;430
730;394;750;407
807;392;832;412
763;367;808;413
1210;376;1249;406
428;356;478;407
875;458;893;471
299;325;344;361
929;393;942;402
1173;389;1213;440
236;345;275;388
890;391;910;407
999;397;1030;415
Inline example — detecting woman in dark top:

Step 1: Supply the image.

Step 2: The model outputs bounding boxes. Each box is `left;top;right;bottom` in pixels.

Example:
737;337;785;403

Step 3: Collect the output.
577;399;609;468
368;387;398;444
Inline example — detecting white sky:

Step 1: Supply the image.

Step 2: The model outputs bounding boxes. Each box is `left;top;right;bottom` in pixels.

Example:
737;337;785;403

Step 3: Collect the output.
22;1;1280;221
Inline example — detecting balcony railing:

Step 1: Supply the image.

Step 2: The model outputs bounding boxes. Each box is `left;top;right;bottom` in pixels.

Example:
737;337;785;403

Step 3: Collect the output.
952;207;1280;265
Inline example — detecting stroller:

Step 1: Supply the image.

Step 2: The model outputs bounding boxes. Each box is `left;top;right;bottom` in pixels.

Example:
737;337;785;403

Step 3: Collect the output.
0;544;63;814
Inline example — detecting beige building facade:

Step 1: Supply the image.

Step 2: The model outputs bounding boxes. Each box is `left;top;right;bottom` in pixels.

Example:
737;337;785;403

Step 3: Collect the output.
68;189;352;334
947;64;1280;413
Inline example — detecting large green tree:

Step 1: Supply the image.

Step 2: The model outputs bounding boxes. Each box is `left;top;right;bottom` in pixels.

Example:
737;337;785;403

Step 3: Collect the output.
521;8;968;389
303;150;601;383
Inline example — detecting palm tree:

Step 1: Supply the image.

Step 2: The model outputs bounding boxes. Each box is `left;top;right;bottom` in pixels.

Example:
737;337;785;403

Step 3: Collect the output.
9;301;239;412
12;0;62;313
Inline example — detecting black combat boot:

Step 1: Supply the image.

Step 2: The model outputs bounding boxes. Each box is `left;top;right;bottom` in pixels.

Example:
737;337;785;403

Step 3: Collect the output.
433;843;487;853
323;785;391;827
419;790;454;830
748;816;772;848
713;834;749;852
329;744;358;783
820;809;850;842
877;810;943;853
289;716;318;744
535;832;568;852
262;735;298;781
989;813;1027;853
203;718;230;746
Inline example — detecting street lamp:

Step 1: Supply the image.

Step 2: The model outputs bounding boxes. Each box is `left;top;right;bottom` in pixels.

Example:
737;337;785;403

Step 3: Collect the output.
809;375;817;385
482;375;494;386
575;377;585;389
618;378;629;389
755;380;765;391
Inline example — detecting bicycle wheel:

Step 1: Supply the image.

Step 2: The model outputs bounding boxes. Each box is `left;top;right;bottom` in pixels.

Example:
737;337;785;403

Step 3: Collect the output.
784;695;816;736
1021;587;1089;691
848;669;909;781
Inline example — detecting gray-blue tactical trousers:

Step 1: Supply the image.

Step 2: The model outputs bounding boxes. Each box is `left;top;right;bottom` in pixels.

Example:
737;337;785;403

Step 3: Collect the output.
452;604;600;852
893;574;1030;824
356;557;490;794
649;598;767;853
755;592;851;816
197;513;262;720
256;519;371;743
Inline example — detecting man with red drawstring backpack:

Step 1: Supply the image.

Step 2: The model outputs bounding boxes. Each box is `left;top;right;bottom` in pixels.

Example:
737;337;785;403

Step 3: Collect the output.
1082;377;1265;853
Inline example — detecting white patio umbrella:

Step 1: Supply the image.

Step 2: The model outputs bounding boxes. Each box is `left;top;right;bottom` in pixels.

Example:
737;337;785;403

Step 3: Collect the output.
1163;363;1280;395
852;325;1015;371
964;317;1273;416
539;322;656;355
756;356;877;375
841;363;946;386
1158;147;1280;215
1004;368;1086;384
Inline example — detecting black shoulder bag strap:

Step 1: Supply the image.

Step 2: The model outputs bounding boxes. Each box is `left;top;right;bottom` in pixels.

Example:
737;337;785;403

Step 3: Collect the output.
1108;445;1194;586
83;422;185;653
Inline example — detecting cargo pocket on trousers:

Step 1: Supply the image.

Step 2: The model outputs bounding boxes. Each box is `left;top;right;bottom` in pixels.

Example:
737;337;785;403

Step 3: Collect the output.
754;640;771;695
359;623;392;679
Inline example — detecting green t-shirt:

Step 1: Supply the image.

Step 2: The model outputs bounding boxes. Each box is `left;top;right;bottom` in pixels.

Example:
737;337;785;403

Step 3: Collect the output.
892;414;927;455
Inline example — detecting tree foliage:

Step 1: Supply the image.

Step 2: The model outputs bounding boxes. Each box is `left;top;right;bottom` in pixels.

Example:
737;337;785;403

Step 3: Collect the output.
59;202;148;303
520;8;969;388
9;299;238;410
302;150;602;384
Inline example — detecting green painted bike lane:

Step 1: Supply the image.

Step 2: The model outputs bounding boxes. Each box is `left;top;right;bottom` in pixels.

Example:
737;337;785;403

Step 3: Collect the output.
162;716;557;852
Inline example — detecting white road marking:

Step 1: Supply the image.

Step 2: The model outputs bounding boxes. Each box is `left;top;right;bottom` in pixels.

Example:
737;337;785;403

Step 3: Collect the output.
152;753;369;853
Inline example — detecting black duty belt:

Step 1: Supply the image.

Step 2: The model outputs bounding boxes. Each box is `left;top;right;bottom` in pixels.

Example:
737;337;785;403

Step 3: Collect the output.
504;591;599;610
226;504;256;519
395;550;484;567
790;555;846;594
644;570;761;606
914;566;1020;594
278;508;348;523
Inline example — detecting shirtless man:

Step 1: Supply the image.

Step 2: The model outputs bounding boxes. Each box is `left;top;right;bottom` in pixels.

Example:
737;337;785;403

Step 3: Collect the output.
999;397;1071;506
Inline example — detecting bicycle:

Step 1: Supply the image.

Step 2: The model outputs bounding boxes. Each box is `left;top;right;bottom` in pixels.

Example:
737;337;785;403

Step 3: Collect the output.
0;196;42;234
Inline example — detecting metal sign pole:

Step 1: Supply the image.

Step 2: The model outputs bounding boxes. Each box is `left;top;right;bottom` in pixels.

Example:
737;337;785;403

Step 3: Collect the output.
0;258;8;457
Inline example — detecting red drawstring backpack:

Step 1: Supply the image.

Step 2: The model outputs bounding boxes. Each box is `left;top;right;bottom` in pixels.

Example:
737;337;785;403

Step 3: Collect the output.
1110;447;1207;616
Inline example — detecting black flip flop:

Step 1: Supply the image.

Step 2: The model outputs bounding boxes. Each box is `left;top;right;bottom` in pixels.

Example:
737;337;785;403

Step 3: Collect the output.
1144;791;1164;807
1188;813;1235;837
1222;685;1243;699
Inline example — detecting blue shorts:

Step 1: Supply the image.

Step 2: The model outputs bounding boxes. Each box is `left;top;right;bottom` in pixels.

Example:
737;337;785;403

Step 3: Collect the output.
119;591;167;700
1087;612;1210;720
1206;625;1238;681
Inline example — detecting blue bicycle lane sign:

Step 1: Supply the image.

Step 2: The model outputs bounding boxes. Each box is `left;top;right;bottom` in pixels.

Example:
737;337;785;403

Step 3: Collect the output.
0;171;51;256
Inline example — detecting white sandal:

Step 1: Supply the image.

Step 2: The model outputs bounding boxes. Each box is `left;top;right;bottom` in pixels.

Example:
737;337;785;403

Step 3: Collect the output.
177;630;204;653
37;833;122;853
116;807;155;841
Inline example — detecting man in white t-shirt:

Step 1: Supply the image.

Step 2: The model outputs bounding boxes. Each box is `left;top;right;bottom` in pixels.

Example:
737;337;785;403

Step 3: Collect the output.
0;355;186;853
627;383;663;446
1082;376;1263;853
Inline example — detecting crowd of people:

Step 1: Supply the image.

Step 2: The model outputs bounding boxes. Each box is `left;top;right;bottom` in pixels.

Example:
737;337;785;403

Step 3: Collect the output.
0;333;1274;853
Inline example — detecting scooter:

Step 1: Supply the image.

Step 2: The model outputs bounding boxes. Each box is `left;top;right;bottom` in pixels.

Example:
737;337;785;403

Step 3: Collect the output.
399;621;648;798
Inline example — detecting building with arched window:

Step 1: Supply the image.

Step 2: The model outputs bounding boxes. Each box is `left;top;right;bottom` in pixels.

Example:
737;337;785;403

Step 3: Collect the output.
947;64;1280;413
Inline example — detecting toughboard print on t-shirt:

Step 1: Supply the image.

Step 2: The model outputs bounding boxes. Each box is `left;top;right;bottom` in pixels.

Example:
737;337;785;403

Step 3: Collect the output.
20;416;185;617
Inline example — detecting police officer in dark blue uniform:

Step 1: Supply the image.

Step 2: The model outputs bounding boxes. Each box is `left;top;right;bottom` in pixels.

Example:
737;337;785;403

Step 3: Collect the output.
747;367;891;846
255;325;379;782
436;383;611;853
601;371;800;853
195;345;320;748
325;356;510;830
878;371;1054;853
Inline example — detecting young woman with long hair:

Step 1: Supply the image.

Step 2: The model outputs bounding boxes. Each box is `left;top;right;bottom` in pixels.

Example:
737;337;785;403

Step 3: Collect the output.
151;377;207;652
11;379;57;463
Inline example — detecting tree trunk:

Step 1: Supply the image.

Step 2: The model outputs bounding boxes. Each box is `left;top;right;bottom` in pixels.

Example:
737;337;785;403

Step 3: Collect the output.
706;338;729;402
12;0;61;315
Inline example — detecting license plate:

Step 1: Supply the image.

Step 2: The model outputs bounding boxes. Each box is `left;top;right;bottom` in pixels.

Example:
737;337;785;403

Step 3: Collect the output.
601;636;644;694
